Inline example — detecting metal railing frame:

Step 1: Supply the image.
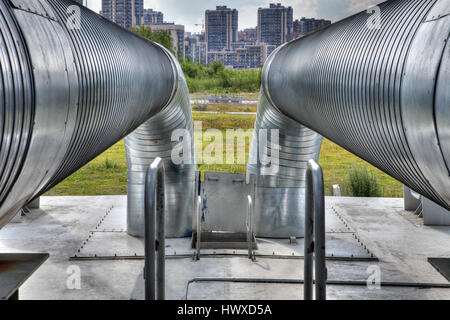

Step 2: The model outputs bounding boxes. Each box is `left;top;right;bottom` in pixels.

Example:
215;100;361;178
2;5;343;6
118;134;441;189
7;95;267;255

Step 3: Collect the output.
304;159;327;300
183;277;450;300
144;157;165;300
195;195;202;260
247;195;255;261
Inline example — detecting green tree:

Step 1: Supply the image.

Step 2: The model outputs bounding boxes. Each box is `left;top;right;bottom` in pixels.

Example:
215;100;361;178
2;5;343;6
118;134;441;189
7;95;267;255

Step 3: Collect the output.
130;25;175;55
211;60;225;75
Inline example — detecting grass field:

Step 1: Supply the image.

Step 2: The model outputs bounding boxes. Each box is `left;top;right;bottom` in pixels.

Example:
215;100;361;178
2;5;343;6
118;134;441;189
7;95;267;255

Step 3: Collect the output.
191;92;260;101
45;109;403;198
192;103;257;113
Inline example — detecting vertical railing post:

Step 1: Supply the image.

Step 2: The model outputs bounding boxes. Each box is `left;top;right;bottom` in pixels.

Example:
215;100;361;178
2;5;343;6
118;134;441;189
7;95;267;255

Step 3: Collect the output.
247;195;255;261
144;157;165;300
196;195;202;261
304;159;326;300
304;168;314;300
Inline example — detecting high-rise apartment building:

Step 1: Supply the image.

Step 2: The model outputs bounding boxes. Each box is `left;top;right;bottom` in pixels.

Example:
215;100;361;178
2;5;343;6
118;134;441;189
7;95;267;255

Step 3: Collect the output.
257;3;293;47
101;0;144;29
205;6;238;52
185;35;207;63
293;17;331;38
185;36;198;62
142;9;164;25
149;24;185;59
208;43;275;69
238;28;257;43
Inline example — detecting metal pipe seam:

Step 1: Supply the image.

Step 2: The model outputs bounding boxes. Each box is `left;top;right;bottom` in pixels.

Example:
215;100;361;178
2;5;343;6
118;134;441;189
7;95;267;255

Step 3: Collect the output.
70;253;378;262
126;46;196;238
262;0;450;210
0;0;176;229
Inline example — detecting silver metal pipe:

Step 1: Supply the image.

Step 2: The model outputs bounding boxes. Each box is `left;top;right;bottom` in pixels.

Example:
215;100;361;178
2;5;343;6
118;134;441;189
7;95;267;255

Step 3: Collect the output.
247;89;323;238
144;157;165;301
125;50;195;238
0;0;178;229
304;160;326;300
261;0;450;210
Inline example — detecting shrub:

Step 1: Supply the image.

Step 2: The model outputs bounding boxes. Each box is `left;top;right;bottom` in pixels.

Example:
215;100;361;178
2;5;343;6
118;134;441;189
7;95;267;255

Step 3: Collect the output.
181;60;262;93
347;165;381;197
104;159;119;170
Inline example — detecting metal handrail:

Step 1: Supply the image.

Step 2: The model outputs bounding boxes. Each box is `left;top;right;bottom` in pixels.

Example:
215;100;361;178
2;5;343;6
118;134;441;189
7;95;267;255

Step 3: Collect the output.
183;277;450;300
304;159;326;300
144;157;165;300
195;195;202;261
246;195;255;261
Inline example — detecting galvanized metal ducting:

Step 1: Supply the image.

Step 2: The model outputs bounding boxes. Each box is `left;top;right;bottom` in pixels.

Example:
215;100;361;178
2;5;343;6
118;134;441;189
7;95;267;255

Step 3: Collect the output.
247;84;323;238
126;58;195;238
0;0;193;231
249;0;450;237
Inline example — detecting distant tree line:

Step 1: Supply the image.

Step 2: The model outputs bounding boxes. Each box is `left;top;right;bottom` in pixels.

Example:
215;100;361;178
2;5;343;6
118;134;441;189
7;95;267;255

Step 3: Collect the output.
130;25;175;55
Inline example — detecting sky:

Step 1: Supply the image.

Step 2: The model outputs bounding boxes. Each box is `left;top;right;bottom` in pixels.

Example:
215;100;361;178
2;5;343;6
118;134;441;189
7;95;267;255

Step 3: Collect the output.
85;0;382;33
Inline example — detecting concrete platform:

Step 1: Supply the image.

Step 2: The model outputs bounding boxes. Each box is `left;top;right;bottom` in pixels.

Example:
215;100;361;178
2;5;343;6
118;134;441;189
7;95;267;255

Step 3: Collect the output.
0;196;449;300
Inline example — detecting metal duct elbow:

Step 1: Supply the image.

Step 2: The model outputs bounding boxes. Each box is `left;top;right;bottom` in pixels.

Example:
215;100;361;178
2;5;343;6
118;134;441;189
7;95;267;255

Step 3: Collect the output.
254;0;450;215
0;0;179;229
126;52;195;238
247;84;323;238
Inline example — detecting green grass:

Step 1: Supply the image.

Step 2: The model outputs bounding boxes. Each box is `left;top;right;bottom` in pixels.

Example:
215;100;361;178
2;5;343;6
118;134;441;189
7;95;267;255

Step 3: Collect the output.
45;112;403;198
318;139;402;197
45;142;128;196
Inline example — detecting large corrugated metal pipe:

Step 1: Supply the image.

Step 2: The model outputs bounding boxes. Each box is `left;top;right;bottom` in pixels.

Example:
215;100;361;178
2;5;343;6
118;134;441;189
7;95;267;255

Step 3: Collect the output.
249;0;450;237
0;0;194;233
247;85;323;237
126;53;195;238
